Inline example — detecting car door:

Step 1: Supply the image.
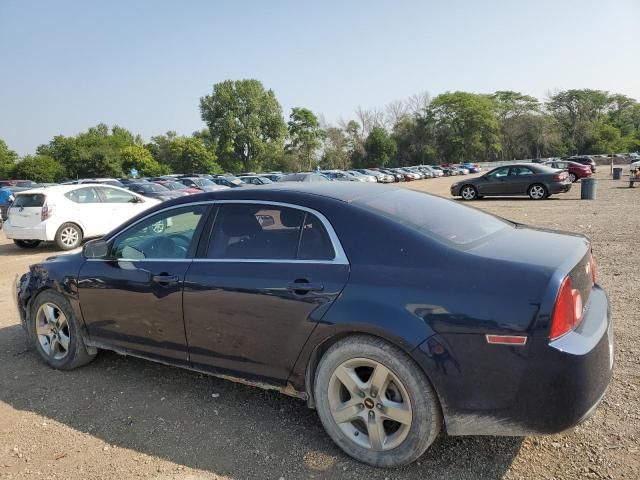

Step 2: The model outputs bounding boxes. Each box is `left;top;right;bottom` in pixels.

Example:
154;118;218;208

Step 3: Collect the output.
508;166;535;194
96;186;149;231
77;204;210;363
63;186;107;237
476;167;510;195
183;201;350;384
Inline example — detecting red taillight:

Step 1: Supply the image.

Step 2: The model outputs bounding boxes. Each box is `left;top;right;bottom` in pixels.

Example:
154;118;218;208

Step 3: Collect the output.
589;252;597;284
553;173;566;181
41;204;53;221
549;276;583;341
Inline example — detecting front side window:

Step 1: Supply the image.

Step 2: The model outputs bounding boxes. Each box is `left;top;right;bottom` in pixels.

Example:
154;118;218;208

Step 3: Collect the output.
65;187;101;204
111;205;207;259
99;187;137;203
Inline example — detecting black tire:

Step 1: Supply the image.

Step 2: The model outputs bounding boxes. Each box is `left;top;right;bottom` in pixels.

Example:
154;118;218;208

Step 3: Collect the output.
28;290;96;370
55;222;83;250
14;239;41;249
459;184;478;200
527;183;548;200
314;335;442;467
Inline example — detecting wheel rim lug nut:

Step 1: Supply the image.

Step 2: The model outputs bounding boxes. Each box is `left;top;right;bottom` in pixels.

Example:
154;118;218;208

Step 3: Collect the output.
377;403;382;409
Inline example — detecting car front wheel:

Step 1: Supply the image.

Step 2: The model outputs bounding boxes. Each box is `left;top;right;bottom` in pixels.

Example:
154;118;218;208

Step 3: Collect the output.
460;185;478;200
29;290;97;370
314;335;442;467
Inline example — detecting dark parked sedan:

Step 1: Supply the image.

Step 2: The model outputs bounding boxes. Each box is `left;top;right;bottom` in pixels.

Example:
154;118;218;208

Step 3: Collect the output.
451;163;572;200
15;183;612;467
127;182;187;201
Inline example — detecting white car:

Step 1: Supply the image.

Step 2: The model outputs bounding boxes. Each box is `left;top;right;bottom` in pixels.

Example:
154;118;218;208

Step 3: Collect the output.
4;184;160;250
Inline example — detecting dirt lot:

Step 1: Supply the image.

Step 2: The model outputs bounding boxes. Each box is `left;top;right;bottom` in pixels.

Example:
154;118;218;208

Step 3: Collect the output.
0;172;638;479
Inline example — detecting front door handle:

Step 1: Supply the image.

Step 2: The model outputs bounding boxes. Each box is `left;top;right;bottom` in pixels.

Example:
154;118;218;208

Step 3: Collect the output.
152;274;179;285
287;281;324;294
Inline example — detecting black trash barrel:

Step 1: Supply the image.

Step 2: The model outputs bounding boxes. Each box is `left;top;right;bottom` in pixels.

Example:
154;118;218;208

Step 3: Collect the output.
613;167;622;180
581;178;597;200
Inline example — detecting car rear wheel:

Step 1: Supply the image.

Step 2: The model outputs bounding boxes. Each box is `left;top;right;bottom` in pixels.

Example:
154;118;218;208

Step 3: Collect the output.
568;173;577;183
460;185;478;200
14;239;41;248
314;335;442;467
29;290;97;370
55;223;83;250
528;184;548;200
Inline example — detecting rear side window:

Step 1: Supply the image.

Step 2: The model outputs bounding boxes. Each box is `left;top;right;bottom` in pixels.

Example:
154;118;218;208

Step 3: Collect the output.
355;190;511;247
12;194;45;208
65;187;101;204
298;214;334;260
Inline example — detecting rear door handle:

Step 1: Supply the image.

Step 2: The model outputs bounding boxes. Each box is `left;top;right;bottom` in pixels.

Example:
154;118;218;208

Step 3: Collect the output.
152;274;179;285
286;282;324;293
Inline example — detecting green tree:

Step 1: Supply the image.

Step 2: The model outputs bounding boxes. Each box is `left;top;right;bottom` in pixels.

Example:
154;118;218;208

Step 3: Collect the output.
200;79;287;172
167;137;221;174
36;123;140;178
0;139;19;178
491;91;540;159
14;155;65;183
321;127;352;170
287;107;323;170
426;92;501;162
361;127;397;168
120;145;167;177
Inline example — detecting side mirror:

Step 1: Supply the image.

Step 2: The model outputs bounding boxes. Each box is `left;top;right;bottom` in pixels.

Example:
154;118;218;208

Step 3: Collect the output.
83;239;109;259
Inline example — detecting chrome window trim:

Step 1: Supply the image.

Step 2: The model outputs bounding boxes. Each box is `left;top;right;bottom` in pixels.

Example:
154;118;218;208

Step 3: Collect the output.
91;199;349;265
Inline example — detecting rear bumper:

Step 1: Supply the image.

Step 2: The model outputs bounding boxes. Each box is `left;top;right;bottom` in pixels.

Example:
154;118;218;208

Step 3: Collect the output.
413;285;612;436
3;221;51;241
549;182;572;194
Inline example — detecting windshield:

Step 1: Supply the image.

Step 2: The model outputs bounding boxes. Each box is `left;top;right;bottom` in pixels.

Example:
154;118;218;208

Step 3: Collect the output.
194;178;215;186
166;182;186;190
355;189;511;247
140;183;168;192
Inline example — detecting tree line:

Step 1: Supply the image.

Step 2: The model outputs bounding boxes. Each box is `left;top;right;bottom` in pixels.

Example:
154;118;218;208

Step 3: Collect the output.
2;79;640;183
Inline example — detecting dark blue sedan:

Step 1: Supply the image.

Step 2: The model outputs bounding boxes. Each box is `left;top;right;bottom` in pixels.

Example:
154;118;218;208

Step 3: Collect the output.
14;183;613;467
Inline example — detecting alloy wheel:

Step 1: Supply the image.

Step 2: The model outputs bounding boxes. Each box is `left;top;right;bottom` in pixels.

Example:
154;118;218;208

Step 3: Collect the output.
461;186;476;200
529;185;546;199
328;358;413;451
569;173;577;183
35;302;70;360
60;227;79;248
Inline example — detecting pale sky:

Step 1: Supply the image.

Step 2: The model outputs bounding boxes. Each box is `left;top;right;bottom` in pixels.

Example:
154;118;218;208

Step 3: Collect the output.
1;0;639;155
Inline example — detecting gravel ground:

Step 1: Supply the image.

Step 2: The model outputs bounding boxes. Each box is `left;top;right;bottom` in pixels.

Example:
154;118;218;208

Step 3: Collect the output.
0;171;638;479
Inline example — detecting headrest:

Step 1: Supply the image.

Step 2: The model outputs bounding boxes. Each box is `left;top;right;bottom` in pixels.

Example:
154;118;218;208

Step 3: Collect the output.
280;208;304;228
220;208;262;236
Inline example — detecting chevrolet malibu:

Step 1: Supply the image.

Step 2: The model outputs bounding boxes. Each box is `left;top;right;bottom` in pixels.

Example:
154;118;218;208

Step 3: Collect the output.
14;183;613;467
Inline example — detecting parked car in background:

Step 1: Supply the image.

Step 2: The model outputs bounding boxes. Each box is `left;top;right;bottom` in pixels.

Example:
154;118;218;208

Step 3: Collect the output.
320;170;360;182
238;175;274;186
543;160;593;183
0;180;43;188
211;176;245;188
178;177;231;191
152;180;201;195
348;170;377;182
451;164;571;200
563;155;597;173
3;184;159;250
63;178;125;187
127;182;188;201
462;163;482;173
15;182;612;467
378;168;404;182
261;173;283;182
279;172;330;182
118;178;150;186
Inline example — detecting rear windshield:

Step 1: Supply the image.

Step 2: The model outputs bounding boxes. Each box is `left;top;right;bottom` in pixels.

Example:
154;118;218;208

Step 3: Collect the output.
13;193;45;208
354;189;511;247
